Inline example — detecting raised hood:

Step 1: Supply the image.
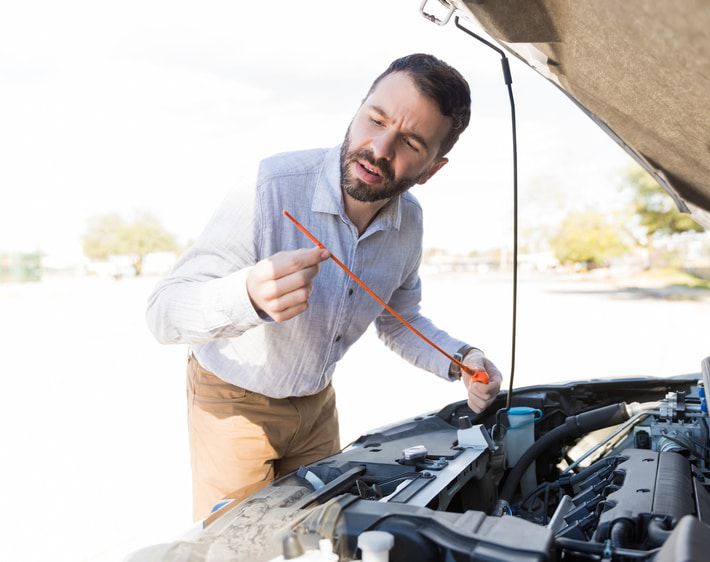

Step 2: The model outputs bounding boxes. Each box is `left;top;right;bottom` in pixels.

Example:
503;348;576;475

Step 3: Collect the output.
449;0;710;227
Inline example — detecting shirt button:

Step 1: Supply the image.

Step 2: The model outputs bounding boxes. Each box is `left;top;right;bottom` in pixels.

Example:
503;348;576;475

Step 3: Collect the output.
335;335;341;342
348;288;354;296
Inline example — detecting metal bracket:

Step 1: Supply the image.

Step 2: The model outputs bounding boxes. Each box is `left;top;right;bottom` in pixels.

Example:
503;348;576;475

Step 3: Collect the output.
419;0;456;26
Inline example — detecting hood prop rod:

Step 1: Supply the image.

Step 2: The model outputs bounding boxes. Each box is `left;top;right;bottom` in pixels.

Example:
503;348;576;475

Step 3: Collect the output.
454;16;519;439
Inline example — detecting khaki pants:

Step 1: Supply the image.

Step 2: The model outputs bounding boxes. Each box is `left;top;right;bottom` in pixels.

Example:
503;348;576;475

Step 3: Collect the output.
186;354;340;521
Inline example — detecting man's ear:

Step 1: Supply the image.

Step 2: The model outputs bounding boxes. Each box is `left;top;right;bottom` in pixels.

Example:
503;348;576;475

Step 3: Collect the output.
417;157;448;185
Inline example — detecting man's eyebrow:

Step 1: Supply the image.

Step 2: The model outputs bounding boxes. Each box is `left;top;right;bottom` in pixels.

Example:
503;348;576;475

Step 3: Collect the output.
368;105;430;150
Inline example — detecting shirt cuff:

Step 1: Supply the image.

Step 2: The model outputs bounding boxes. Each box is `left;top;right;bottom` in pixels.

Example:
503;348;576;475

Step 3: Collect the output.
216;266;272;332
436;339;469;382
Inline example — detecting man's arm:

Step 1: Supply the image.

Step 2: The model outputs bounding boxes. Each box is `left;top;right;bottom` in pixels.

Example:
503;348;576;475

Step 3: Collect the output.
374;248;467;378
145;187;264;344
375;254;502;413
374;285;460;378
145;187;327;345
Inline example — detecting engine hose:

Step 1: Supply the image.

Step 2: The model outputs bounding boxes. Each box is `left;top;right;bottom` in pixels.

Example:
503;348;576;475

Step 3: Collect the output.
498;403;629;505
555;537;658;559
647;518;672;547
610;519;632;548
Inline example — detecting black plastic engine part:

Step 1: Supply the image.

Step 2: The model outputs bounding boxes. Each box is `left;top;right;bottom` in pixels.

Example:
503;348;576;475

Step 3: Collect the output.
332;498;553;562
499;403;629;504
594;449;694;542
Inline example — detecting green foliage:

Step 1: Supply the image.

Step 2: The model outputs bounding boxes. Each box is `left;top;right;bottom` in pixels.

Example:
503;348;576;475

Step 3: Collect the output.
625;167;703;238
550;211;628;268
82;212;178;275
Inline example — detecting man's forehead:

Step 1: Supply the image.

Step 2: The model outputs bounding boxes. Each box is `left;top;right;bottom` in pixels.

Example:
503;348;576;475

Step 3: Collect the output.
365;72;437;113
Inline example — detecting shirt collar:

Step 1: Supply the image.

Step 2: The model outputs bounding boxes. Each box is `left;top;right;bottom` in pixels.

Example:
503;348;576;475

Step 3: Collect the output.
311;144;402;232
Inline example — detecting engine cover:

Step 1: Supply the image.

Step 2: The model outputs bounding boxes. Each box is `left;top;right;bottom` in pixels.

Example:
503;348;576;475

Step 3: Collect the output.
595;449;695;540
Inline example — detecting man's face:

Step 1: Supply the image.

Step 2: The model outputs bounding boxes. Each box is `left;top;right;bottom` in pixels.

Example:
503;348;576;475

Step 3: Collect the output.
340;71;452;203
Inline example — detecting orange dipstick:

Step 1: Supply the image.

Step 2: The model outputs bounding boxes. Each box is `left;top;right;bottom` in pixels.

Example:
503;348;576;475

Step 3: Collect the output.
283;210;490;384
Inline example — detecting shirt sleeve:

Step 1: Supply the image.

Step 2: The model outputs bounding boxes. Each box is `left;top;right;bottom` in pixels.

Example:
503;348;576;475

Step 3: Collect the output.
374;248;468;381
145;183;269;344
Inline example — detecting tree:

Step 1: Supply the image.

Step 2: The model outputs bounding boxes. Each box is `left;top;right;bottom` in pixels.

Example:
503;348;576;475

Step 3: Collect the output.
550;211;628;269
82;212;178;276
625;167;703;238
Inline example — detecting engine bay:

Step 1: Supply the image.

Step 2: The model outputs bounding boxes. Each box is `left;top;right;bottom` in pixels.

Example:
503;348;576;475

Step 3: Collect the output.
129;370;710;561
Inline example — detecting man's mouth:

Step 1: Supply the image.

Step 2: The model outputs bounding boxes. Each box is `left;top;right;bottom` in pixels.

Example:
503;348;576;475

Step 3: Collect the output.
354;159;384;185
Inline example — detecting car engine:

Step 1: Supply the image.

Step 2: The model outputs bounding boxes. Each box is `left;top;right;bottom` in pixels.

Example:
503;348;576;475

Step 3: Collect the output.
128;367;710;562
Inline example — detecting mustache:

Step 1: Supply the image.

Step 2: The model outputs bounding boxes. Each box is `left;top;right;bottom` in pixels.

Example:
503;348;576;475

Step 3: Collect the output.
347;149;394;181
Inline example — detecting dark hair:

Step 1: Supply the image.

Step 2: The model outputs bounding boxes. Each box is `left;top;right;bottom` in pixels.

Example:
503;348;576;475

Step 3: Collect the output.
367;53;471;157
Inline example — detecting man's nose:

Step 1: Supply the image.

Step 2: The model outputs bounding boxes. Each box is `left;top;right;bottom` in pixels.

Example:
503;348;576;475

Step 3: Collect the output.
371;129;396;162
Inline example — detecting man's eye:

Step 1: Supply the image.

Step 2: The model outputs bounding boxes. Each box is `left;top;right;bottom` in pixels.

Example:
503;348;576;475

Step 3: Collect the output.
403;138;419;152
369;117;384;126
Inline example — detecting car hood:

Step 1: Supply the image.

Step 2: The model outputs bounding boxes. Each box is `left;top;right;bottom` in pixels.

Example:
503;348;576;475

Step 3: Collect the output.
450;0;710;227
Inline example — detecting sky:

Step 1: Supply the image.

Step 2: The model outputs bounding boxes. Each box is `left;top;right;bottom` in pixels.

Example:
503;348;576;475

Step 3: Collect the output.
0;0;634;259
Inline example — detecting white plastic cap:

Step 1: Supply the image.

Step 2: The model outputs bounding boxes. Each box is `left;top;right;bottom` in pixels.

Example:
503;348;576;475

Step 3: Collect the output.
357;531;394;552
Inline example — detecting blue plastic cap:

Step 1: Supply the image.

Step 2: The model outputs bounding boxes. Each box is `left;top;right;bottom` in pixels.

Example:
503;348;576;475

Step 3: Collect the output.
508;407;539;416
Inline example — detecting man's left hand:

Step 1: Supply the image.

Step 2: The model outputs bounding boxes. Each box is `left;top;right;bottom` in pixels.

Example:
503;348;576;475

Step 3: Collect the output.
461;350;503;414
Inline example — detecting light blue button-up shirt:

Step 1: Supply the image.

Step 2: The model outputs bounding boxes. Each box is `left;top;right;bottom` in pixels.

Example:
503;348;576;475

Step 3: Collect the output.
146;146;467;398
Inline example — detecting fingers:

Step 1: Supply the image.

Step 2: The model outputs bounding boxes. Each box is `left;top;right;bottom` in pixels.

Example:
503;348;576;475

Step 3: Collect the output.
269;302;309;323
269;283;313;313
264;265;319;299
461;349;485;371
483;358;503;383
246;247;329;322
468;382;498;414
259;248;330;280
465;376;497;400
466;377;496;413
468;381;498;401
467;394;489;414
463;356;504;414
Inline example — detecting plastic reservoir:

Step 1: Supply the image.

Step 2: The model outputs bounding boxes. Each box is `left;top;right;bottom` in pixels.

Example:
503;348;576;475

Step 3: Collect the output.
504;406;542;496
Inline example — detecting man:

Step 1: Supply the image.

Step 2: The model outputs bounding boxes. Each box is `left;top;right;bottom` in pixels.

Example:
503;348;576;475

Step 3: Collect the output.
146;53;503;521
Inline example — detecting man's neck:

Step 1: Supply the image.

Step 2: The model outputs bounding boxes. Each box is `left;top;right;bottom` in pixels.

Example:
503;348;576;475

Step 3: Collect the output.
342;190;391;236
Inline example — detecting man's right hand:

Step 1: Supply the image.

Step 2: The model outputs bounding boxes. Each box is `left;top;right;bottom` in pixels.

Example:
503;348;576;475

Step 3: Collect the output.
246;248;330;322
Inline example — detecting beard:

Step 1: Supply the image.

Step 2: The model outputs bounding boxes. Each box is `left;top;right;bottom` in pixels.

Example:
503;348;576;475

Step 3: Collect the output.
339;130;426;203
